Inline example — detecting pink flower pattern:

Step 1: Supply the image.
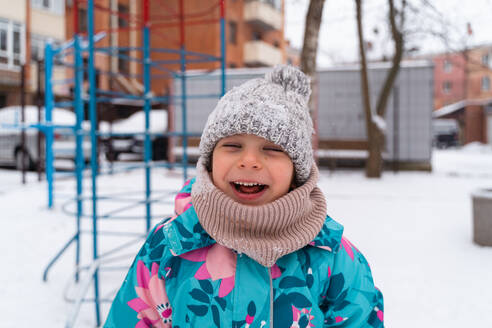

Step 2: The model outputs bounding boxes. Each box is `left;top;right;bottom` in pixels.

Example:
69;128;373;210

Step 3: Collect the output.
271;264;282;279
340;236;358;261
180;243;237;297
127;261;172;328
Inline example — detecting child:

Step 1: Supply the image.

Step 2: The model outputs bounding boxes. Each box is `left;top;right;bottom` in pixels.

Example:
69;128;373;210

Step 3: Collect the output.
104;65;384;328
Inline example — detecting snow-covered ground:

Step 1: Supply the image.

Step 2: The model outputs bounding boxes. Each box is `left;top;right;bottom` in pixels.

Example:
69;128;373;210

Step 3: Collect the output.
1;145;492;327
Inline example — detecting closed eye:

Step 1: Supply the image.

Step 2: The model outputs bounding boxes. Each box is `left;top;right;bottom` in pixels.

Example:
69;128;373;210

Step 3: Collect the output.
222;143;241;148
264;147;284;152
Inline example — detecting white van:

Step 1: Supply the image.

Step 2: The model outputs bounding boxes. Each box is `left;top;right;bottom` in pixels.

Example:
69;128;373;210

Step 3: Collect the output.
0;106;91;170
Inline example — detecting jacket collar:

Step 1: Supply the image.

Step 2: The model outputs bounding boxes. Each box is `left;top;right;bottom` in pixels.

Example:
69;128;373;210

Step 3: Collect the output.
161;178;344;256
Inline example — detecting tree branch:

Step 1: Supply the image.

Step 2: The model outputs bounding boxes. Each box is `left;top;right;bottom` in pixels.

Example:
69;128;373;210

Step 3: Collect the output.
355;0;373;140
375;0;404;118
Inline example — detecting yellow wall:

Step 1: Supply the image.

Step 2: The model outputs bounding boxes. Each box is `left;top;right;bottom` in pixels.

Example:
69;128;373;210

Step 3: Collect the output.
31;9;65;40
0;0;26;22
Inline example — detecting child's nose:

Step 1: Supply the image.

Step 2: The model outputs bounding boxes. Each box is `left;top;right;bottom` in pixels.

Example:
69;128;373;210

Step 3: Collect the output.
238;150;262;169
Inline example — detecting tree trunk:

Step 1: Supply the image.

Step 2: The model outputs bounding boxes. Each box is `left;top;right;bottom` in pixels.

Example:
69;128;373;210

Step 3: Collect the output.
300;0;325;78
300;0;326;162
366;123;383;177
355;0;382;178
356;0;405;178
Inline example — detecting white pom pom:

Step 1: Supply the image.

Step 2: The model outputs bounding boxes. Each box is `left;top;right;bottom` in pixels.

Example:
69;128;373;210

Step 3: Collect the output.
265;65;311;103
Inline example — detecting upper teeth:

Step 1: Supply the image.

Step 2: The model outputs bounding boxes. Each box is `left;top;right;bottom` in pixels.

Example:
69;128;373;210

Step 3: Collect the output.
235;182;261;186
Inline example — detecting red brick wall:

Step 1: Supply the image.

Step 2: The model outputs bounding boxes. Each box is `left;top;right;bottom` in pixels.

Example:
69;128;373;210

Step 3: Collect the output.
465;105;485;143
65;0;287;95
433;53;466;109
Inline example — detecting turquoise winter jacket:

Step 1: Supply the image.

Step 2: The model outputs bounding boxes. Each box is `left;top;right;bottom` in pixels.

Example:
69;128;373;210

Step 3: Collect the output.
104;178;384;328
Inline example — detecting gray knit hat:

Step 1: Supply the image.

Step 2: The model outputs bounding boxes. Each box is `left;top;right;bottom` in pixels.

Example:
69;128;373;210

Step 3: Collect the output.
199;65;314;185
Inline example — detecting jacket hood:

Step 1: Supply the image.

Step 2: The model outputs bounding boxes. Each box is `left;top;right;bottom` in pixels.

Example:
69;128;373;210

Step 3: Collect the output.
158;178;345;257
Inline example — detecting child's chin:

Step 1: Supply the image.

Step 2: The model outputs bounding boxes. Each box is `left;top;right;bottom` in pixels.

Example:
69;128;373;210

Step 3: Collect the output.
236;198;270;206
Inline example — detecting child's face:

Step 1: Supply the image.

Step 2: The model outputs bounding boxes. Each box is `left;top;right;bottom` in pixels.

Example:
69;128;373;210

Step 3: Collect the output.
211;134;294;206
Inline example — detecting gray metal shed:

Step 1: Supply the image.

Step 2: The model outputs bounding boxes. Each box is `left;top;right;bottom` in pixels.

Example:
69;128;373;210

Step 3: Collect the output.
173;67;269;135
173;61;434;167
318;61;434;165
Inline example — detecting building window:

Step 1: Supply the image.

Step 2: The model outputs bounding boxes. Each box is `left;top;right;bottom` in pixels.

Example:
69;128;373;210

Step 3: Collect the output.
482;76;491;91
0;19;24;69
78;8;87;33
260;0;282;10
118;4;129;28
31;0;64;15
273;0;282;10
0;93;7;108
0;20;8;65
442;81;452;94
252;31;262;41
0;23;7;52
31;34;60;61
31;35;44;61
228;21;237;45
118;49;130;75
443;59;452;72
482;53;492;68
13;25;22;66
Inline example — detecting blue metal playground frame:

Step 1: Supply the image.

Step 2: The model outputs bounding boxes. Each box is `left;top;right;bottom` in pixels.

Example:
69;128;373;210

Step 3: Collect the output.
41;0;226;326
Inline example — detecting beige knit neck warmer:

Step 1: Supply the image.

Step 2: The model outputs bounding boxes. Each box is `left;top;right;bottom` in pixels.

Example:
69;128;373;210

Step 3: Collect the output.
191;158;327;267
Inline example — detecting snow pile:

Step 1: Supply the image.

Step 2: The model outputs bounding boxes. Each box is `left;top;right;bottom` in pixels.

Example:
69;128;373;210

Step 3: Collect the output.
433;146;492;178
461;141;492;154
99;110;168;134
372;114;386;132
0;106;78;126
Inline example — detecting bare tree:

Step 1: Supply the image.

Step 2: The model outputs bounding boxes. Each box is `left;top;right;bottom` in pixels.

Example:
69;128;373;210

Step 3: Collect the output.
356;0;406;178
300;0;326;158
300;0;325;80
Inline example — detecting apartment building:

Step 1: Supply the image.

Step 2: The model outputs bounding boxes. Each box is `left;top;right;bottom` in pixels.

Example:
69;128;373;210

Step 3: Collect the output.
0;0;66;107
434;44;492;109
0;1;27;107
64;0;289;99
433;44;492;144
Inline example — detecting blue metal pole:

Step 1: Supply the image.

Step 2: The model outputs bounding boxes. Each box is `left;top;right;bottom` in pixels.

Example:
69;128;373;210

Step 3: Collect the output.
74;35;84;283
87;0;101;325
220;0;226;97
44;42;54;209
179;0;188;181
42;234;78;281
143;0;152;232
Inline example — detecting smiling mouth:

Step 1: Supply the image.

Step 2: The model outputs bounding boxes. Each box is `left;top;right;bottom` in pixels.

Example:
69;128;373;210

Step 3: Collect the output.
230;181;268;194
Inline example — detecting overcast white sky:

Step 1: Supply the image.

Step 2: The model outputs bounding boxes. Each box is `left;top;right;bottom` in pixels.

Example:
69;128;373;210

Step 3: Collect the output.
285;0;492;67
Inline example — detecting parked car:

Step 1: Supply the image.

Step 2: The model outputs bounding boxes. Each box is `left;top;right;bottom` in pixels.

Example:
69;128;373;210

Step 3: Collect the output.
432;118;459;149
100;110;168;161
0;106;91;170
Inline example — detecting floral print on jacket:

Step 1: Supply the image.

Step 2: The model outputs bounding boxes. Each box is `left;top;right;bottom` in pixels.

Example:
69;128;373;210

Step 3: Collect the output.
104;178;384;328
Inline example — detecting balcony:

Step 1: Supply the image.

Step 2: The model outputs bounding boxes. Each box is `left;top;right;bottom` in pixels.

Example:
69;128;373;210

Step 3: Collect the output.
244;0;282;31
244;41;283;67
0;68;20;86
